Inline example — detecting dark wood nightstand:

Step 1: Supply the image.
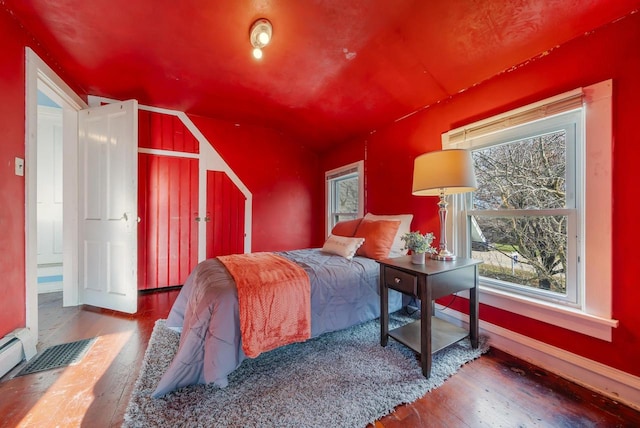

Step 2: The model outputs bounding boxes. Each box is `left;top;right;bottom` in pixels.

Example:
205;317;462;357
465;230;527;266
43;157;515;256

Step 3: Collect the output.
379;256;481;377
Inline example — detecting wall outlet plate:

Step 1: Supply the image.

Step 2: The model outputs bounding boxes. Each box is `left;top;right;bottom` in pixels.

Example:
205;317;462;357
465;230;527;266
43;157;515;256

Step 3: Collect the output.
15;157;24;176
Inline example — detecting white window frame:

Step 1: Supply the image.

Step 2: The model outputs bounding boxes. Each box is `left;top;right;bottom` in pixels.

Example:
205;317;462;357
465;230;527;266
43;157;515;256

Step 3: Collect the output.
325;160;364;237
466;111;581;305
442;80;618;341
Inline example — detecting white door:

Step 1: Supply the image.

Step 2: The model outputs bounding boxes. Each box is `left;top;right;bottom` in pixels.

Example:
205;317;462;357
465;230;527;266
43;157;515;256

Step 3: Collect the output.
78;100;138;313
37;105;64;294
37;106;64;266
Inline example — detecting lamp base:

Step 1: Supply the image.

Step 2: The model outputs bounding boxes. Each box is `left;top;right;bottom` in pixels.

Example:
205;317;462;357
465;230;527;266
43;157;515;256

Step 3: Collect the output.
430;250;456;261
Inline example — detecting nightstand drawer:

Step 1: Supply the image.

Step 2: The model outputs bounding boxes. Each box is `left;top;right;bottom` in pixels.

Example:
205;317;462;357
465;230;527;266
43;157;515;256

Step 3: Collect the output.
384;267;417;295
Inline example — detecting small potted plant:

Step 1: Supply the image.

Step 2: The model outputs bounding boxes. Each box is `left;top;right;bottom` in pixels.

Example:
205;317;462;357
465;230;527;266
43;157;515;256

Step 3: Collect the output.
401;231;437;264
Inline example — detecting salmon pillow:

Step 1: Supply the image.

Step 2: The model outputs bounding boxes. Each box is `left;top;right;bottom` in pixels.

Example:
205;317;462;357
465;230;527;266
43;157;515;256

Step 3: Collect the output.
354;219;401;260
363;213;413;258
331;218;363;237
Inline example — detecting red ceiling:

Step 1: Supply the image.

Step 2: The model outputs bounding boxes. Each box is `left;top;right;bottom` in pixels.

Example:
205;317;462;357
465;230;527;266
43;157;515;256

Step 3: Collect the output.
2;0;639;150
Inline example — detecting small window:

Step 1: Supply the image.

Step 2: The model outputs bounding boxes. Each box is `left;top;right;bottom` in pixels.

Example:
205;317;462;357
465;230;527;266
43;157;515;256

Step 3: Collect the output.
325;161;364;236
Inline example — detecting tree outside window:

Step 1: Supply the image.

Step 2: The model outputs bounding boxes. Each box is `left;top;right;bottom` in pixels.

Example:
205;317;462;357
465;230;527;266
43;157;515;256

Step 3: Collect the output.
326;161;364;235
471;130;570;295
332;174;359;223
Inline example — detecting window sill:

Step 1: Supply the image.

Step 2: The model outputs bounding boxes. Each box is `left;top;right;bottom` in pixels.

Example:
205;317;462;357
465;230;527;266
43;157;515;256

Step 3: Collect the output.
457;285;618;341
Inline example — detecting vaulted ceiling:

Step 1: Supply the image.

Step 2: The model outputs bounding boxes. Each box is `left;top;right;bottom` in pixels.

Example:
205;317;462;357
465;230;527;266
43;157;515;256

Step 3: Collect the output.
3;0;638;150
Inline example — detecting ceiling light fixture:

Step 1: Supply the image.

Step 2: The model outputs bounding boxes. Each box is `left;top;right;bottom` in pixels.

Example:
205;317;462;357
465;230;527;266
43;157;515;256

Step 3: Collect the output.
250;18;272;60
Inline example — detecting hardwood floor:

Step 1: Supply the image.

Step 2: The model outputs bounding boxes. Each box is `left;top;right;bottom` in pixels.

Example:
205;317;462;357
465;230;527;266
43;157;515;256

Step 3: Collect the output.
1;291;638;427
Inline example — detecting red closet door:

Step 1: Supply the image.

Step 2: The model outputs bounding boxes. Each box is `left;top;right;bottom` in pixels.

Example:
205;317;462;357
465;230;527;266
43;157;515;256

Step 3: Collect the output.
206;171;245;258
138;153;199;290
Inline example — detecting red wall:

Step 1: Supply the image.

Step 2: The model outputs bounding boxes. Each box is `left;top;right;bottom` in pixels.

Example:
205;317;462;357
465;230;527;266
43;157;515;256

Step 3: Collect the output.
189;114;323;252
321;13;640;377
0;8;28;337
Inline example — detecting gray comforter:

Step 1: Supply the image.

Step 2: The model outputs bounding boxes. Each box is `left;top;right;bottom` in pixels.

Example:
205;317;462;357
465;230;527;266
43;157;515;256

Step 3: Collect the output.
152;248;402;397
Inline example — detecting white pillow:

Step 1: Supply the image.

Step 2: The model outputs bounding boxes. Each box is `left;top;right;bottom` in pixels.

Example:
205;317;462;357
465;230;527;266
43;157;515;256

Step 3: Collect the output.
322;235;365;260
363;213;413;258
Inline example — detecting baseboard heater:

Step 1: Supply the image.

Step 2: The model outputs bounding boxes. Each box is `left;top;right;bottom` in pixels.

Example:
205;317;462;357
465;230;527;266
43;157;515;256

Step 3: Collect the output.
0;328;37;379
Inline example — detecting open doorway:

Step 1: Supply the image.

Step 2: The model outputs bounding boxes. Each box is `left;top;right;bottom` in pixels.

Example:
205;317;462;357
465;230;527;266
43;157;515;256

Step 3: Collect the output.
25;48;88;341
36;90;63;295
26;49;140;343
35;89;65;343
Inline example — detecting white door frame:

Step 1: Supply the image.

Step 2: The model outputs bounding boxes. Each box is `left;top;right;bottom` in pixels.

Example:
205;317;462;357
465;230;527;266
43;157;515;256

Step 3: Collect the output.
25;48;87;338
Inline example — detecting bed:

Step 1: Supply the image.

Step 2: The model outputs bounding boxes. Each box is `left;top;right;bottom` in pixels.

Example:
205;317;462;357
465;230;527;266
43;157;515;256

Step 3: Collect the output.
152;214;412;397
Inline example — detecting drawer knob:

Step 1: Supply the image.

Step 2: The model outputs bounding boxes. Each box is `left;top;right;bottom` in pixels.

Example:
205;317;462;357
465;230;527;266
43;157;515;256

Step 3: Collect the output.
394;277;401;284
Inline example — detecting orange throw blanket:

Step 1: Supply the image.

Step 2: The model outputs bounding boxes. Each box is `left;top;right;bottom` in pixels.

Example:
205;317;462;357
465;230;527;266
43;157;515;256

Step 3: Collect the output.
218;252;311;358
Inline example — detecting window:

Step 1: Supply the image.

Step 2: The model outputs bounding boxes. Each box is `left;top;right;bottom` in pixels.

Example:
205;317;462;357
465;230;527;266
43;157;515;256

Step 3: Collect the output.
442;81;617;340
325;161;364;236
468;110;581;306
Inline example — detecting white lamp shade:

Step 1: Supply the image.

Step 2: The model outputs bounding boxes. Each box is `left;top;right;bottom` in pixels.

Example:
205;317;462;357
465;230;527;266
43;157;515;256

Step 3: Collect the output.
412;149;477;196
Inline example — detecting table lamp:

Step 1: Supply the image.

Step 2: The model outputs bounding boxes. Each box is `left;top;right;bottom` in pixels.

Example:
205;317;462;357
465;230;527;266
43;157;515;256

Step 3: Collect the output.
412;149;477;261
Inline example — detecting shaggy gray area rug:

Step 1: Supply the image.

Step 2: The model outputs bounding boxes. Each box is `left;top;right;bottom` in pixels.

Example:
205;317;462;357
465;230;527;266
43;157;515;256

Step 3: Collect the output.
124;311;488;427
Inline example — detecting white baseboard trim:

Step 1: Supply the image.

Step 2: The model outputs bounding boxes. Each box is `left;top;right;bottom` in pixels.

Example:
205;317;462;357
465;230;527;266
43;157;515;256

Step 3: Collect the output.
0;337;23;379
0;328;37;378
435;306;640;411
